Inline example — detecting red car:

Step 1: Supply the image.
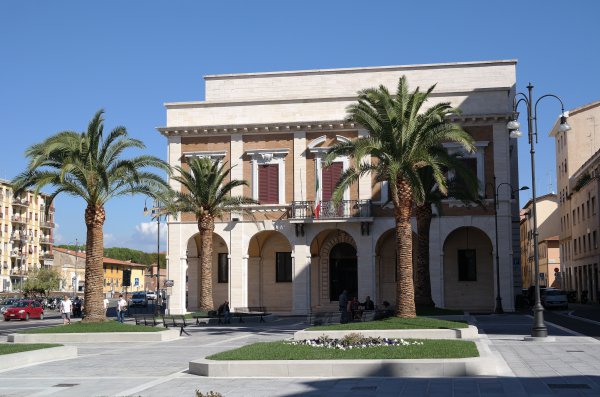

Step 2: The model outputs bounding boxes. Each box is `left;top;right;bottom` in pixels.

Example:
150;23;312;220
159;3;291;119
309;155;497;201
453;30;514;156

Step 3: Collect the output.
3;300;44;321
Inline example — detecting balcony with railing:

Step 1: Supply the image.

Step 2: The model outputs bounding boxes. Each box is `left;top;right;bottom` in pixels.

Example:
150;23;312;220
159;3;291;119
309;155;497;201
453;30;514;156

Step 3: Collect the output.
11;215;26;224
12;199;29;208
290;200;372;222
40;236;54;245
40;220;55;229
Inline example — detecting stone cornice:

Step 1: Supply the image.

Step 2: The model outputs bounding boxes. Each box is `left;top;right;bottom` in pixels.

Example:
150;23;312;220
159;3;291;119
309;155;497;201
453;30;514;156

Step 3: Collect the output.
158;114;512;137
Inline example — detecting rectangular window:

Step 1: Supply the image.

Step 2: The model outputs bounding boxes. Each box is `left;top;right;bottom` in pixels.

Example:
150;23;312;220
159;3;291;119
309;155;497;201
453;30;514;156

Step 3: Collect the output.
583;237;587;252
217;253;228;283
594;231;598;249
275;252;293;282
574;238;577;254
258;164;279;204
458;249;477;281
577;207;580;223
593;197;597;215
573;210;576;225
455;158;478;196
588;233;592;251
587;200;590;218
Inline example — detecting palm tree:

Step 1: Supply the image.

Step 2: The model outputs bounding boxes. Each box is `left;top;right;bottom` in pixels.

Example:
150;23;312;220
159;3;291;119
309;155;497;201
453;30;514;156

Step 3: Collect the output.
414;153;481;308
12;110;169;322
325;76;475;318
164;157;256;311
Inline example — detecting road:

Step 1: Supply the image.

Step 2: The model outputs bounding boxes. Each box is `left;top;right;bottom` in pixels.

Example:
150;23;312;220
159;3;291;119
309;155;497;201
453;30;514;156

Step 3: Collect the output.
542;303;600;340
0;311;67;336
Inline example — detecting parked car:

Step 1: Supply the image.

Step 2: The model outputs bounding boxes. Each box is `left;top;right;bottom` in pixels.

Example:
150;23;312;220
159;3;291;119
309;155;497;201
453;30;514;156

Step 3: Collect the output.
129;292;148;307
145;291;157;300
3;300;44;321
541;289;568;310
0;298;20;314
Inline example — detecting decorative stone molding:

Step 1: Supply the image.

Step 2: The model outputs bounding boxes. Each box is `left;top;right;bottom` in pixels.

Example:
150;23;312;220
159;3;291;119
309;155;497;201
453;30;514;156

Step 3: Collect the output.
182;150;227;161
246;149;289;204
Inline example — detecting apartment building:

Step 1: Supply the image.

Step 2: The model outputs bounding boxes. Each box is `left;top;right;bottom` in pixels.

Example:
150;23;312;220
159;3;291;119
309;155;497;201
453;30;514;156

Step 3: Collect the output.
52;247;146;296
0;180;55;292
552;100;600;302
160;60;522;315
519;194;560;289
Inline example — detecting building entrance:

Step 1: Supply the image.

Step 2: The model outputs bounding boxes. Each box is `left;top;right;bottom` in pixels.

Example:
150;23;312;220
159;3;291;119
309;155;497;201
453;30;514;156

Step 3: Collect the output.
329;242;357;301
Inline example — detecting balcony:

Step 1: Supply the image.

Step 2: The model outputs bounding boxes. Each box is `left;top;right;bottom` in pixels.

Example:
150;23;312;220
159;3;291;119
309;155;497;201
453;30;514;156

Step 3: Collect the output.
290;200;372;221
11;215;26;224
42;252;54;259
12;199;29;208
40;220;55;229
40;236;54;245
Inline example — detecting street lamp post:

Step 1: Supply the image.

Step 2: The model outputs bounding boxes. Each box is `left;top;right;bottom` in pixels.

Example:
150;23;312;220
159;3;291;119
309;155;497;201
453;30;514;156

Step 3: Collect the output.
507;83;571;338
490;176;529;314
144;199;165;316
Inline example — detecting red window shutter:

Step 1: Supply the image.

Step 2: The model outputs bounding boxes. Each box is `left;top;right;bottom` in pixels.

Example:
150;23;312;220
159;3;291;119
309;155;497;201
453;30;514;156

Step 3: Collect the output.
258;164;279;204
322;162;343;201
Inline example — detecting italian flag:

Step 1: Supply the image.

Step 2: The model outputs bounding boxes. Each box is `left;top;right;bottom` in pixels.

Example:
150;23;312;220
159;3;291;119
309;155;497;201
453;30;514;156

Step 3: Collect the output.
315;171;321;219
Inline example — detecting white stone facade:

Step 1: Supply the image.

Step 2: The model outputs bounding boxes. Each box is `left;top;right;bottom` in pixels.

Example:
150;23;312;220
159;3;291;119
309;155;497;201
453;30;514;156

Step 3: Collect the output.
160;60;521;314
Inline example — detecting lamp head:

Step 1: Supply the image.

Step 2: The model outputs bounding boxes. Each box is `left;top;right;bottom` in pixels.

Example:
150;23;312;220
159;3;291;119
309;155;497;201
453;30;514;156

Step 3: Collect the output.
509;129;523;139
507;119;521;130
519;186;530;191
558;115;571;133
143;205;148;216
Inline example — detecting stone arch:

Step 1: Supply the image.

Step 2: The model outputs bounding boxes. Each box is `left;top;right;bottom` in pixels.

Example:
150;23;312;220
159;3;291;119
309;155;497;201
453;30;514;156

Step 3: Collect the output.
442;226;493;311
309;229;357;310
247;230;293;311
185;232;229;311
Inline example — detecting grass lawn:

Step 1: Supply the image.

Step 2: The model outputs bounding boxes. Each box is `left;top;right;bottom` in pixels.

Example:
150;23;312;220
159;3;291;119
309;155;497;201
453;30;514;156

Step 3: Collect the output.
207;340;478;360
20;321;165;334
0;344;62;355
307;317;468;331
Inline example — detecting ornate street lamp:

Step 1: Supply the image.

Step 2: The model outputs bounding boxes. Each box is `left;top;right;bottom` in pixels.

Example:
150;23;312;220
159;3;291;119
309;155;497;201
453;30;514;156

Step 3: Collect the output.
507;83;571;338
143;199;165;315
490;177;528;314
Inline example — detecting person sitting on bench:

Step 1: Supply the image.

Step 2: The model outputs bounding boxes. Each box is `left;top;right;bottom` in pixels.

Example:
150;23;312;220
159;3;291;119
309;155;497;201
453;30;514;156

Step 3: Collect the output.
218;300;232;324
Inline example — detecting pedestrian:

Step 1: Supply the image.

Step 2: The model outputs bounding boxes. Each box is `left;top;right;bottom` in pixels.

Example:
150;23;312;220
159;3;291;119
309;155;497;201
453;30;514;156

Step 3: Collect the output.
60;295;72;325
103;297;109;316
218;300;232;324
116;294;127;323
339;289;348;323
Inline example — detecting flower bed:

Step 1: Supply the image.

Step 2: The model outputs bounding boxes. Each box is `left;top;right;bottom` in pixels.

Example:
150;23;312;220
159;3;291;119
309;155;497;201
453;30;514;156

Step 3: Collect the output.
287;333;423;351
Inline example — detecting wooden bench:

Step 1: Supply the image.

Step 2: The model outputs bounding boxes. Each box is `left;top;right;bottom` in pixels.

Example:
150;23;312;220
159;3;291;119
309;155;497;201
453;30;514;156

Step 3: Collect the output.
162;315;191;336
133;314;162;327
193;311;223;326
234;306;267;323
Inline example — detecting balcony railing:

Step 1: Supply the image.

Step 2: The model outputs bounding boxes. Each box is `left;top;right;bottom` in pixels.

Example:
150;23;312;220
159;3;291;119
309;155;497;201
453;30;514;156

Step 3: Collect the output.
40;221;55;229
290;200;372;220
12;199;29;208
11;215;26;224
40;236;54;244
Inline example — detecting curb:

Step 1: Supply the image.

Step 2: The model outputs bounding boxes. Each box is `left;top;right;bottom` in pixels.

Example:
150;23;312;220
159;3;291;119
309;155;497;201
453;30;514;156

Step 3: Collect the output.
0;346;77;371
189;340;497;378
7;329;180;343
294;325;478;340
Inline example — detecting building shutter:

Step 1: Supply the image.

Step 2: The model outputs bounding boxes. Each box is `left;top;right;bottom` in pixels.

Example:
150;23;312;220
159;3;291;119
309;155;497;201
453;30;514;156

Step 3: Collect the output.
321;162;343;201
258;164;279;204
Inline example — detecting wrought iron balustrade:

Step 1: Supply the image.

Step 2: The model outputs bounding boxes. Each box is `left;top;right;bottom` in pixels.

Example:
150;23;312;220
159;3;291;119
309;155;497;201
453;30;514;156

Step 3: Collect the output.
291;200;371;220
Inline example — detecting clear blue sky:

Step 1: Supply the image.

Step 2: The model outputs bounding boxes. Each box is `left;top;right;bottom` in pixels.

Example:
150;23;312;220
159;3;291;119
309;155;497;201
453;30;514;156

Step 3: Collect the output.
1;1;599;252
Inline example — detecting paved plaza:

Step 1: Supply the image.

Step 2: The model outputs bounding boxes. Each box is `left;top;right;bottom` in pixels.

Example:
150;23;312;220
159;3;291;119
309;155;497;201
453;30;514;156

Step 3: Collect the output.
0;314;600;397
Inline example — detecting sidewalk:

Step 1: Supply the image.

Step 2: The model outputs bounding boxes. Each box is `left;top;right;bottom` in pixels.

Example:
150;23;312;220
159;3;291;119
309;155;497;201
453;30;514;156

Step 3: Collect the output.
0;315;599;396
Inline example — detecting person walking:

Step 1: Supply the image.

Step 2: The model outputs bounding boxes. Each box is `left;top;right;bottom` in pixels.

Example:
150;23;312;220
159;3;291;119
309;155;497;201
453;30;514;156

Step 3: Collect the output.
60;295;72;325
103;297;109;316
116;294;127;323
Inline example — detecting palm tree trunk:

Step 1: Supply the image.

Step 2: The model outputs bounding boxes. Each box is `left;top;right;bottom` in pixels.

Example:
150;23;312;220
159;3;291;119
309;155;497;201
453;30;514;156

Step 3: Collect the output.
415;204;435;307
82;204;106;322
198;214;215;310
394;179;416;318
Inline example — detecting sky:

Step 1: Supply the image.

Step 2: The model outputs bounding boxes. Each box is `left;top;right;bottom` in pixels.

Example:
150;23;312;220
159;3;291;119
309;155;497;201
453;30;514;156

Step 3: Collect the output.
1;1;599;252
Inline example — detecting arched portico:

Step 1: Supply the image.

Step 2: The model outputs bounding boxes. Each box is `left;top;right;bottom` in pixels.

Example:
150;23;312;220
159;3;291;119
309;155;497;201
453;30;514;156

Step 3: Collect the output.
186;232;229;311
443;226;493;311
247;230;293;311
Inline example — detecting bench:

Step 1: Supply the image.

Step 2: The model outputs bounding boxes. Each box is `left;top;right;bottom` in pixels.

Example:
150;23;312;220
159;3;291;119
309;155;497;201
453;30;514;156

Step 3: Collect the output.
306;312;341;326
133;314;162;327
234;307;267;323
161;315;191;336
193;311;223;326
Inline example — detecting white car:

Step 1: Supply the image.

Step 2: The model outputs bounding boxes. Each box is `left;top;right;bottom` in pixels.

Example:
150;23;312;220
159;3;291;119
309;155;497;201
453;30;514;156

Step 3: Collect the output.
145;292;157;300
541;289;568;310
